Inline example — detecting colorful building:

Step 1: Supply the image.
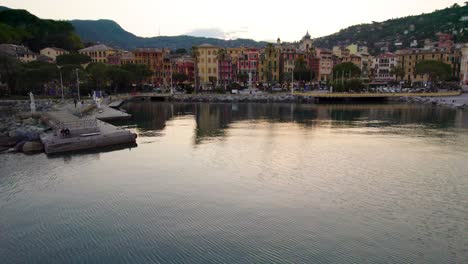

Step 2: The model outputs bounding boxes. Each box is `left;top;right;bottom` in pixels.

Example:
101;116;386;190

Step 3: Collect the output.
133;48;170;85
196;44;220;88
0;44;37;63
173;56;195;84
373;53;398;82
79;44;118;63
299;31;313;52
120;52;136;65
40;47;68;62
316;48;333;82
218;53;236;86
396;48;460;83
259;45;280;85
237;48;260;84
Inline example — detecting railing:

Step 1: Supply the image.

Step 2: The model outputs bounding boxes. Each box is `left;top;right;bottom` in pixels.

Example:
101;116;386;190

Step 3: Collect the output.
293;91;462;98
54;118;98;132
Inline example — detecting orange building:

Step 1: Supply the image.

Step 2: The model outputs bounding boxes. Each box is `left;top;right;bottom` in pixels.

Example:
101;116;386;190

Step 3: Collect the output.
133;48;170;85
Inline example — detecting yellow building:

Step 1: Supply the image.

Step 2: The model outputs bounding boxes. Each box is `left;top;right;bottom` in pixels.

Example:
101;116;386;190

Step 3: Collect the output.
226;47;245;62
396;48;460;83
79;44;118;63
259;45;280;85
196;44;220;88
40;47;69;61
346;44;358;55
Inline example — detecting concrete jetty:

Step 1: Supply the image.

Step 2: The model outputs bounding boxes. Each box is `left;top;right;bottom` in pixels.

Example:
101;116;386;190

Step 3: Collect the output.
94;105;131;122
40;108;136;154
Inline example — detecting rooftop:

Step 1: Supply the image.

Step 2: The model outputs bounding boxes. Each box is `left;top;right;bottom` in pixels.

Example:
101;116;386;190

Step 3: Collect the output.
41;47;68;52
79;44;116;52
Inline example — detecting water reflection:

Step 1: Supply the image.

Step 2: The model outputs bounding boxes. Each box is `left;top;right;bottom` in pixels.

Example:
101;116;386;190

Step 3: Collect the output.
119;102;468;144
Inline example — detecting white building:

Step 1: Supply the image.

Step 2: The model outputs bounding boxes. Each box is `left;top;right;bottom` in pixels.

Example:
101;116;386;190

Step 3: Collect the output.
0;44;37;63
40;47;69;61
373;53;398;82
299;31;313;52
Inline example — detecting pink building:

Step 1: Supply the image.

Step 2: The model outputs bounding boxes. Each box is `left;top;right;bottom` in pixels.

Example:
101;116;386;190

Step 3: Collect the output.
437;33;454;49
237;48;260;84
174;56;195;83
218;56;236;85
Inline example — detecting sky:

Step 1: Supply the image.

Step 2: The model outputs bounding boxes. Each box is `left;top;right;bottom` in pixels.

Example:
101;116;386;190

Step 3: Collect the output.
0;0;464;42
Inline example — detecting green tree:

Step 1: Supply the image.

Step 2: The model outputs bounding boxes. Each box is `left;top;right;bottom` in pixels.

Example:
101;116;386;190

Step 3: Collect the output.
390;65;405;82
264;43;278;86
17;61;58;95
0;54;20;95
57;53;91;66
107;66;132;94
172;73;188;85
237;72;249;87
333;62;361;79
60;64;84;94
175;48;187;54
415;60;451;83
0;9;83;51
294;57;311;82
86;62;109;90
121;63;152;85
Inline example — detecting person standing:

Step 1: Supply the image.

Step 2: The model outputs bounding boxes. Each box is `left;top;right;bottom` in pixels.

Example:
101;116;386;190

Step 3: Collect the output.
73;98;77;108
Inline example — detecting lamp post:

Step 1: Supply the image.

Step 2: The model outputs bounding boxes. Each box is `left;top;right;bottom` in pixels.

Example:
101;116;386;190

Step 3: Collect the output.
170;61;173;95
75;68;80;101
57;65;64;100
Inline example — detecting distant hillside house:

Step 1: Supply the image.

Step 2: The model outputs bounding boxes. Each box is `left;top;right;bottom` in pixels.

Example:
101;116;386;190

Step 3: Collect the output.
0;44;37;63
40;47;69;61
79;44;118;63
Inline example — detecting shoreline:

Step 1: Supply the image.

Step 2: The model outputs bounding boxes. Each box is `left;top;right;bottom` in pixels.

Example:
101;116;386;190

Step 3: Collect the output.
1;94;466;155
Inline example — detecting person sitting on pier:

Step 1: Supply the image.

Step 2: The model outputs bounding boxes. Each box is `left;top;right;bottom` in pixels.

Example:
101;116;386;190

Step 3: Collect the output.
60;128;71;137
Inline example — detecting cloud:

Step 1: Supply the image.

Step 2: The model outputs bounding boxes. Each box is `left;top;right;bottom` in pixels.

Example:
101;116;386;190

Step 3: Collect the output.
185;27;249;40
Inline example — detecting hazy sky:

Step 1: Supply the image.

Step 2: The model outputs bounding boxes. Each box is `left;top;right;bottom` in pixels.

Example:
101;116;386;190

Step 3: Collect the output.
0;0;464;41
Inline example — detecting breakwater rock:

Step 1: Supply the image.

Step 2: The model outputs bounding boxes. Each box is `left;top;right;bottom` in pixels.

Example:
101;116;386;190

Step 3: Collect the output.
169;94;315;103
397;95;468;109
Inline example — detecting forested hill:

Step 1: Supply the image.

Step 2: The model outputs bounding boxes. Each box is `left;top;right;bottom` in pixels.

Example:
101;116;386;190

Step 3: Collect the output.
313;4;468;53
0;7;83;52
70;19;268;51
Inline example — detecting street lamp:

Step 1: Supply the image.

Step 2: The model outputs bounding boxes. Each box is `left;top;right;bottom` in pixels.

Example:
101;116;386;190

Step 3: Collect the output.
56;65;64;100
75;68;80;101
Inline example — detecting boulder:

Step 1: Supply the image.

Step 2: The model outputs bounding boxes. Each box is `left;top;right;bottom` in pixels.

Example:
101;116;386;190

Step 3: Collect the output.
22;118;37;126
10;126;45;141
22;141;43;154
0;135;20;147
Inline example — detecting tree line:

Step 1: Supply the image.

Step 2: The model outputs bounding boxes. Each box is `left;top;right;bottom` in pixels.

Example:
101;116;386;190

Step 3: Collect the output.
0;53;152;97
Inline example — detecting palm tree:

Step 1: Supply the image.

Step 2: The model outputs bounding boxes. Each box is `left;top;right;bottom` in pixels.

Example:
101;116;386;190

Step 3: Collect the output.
264;43;276;87
191;46;200;93
390;65;405;82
